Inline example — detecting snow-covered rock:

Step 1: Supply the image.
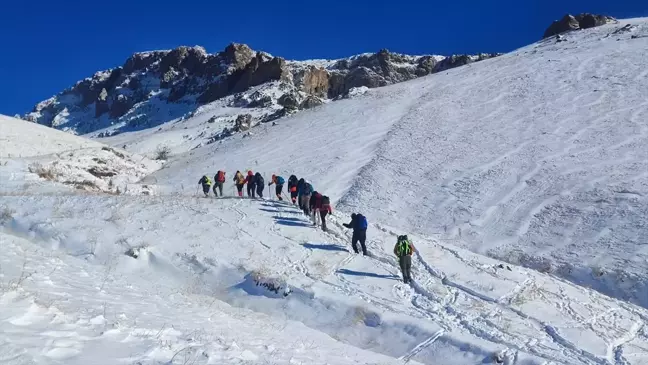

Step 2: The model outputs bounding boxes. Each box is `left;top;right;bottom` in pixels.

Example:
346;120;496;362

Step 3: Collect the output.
23;44;497;139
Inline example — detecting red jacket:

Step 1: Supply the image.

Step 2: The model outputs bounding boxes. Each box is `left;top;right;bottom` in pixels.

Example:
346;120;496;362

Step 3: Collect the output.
310;193;332;213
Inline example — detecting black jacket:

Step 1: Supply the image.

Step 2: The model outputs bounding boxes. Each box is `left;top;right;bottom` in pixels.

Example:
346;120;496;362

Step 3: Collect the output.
288;175;298;188
255;173;264;186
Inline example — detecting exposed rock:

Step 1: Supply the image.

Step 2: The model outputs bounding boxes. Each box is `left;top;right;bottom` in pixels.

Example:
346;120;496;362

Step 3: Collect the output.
576;14;614;29
345;67;387;90
222;43;256;72
434;55;474;73
25;42;499;135
543;13;616;38
301;67;329;97
260;108;288;123
301;96;324;109
110;94;132;119
278;93;299;110
416;56;439;76
248;94;273;108
95;88;110;117
122;51;167;74
231;54;289;94
234;114;252;131
327;72;347;99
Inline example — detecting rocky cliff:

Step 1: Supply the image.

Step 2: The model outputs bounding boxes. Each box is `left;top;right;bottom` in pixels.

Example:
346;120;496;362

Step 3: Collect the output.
543;13;616;39
24;44;499;136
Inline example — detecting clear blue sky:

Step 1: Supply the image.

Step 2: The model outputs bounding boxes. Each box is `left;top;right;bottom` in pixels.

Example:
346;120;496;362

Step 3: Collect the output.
1;0;645;116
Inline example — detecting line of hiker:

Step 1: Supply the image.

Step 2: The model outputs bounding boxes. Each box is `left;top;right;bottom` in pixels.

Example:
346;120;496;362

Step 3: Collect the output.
198;171;414;283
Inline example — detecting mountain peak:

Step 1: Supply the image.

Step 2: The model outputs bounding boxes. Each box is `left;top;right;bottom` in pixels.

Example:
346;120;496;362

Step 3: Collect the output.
24;43;498;136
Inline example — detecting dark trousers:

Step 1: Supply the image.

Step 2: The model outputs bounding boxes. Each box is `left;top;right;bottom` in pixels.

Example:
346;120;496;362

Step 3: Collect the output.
352;230;367;255
399;255;412;283
256;185;264;198
236;184;244;197
275;184;283;200
202;184;210;196
290;191;298;204
320;210;328;231
213;182;224;197
247;183;256;197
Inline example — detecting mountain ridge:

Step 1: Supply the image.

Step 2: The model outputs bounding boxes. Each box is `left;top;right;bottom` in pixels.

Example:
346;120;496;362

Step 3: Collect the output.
23;43;499;137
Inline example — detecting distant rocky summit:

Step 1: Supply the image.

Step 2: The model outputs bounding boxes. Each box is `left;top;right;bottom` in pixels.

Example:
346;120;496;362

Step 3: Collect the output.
544;13;616;38
24;44;499;136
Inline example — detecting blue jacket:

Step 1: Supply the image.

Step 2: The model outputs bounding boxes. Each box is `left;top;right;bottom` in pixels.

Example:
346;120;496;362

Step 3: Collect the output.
298;182;313;197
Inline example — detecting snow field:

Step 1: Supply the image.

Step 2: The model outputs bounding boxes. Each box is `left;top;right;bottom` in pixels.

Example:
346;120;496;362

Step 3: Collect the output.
141;18;648;309
2;194;647;364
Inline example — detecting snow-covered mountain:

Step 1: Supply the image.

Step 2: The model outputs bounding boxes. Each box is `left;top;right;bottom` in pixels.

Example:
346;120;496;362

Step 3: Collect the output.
23;44;498;138
2;14;648;365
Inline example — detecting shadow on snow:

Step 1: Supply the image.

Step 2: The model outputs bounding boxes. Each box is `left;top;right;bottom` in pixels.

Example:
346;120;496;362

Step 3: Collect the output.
336;268;400;280
302;243;349;252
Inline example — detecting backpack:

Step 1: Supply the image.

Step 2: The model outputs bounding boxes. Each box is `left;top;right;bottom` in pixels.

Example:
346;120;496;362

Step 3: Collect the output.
304;183;313;194
236;173;245;184
276;176;285;185
322;195;330;205
356;214;368;230
216;170;225;182
396;235;412;256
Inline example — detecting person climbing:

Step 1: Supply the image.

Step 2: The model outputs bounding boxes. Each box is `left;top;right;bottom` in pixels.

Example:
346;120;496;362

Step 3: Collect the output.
320;194;332;232
198;175;212;197
213;170;226;197
299;180;313;215
245;170;256;198
287;175;299;205
268;174;285;200
233;170;246;197
342;213;368;255
309;191;323;227
393;235;416;284
255;172;265;198
296;178;305;209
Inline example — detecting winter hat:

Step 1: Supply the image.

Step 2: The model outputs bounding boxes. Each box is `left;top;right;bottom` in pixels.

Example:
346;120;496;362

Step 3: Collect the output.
248;170;253;176
351;213;357;219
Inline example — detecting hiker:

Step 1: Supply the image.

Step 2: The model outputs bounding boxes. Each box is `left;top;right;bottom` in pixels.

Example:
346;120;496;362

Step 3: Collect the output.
198;175;212;197
320;194;332;231
393;235;416;283
268;174;285;200
342;213;368;255
309;191;332;231
255;172;265;198
296;178;305;209
213;170;226;197
287;175;299;204
233;170;246;197
299;180;313;215
245;170;256;198
309;191;322;226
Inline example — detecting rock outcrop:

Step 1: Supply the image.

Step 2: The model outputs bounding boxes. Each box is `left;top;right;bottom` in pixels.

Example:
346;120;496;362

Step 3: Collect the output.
543;13;616;38
25;43;500;135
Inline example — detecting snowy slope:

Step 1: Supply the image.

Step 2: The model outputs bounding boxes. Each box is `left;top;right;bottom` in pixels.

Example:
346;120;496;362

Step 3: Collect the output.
0;114;103;157
2;194;647;365
0;115;159;195
148;19;648;308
